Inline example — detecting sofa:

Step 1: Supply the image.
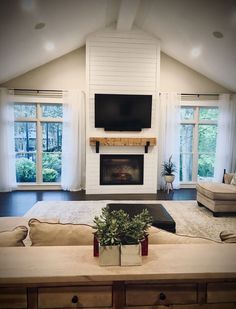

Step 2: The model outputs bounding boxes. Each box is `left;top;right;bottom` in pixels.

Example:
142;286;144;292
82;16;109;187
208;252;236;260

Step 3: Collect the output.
0;216;235;247
196;173;236;216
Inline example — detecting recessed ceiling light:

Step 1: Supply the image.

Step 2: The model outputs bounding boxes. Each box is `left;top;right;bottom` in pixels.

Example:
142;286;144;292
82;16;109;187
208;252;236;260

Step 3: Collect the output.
212;31;224;39
34;22;46;30
191;46;202;58
21;0;35;11
45;42;55;51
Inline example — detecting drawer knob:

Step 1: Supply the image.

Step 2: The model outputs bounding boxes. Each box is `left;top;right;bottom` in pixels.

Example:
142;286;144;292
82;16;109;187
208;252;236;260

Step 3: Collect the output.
71;295;79;303
159;292;166;300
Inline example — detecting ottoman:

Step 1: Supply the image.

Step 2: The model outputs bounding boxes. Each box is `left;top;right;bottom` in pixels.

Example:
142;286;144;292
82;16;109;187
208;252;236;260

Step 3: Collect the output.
107;203;176;233
196;182;236;216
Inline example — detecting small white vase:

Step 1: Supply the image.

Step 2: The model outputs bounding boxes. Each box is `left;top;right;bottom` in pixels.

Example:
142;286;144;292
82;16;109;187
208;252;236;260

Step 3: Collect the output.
99;245;120;266
120;244;142;266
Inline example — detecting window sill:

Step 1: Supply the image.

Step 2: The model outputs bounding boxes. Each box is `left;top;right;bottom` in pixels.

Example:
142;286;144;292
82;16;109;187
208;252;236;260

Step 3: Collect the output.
16;184;62;190
179;182;197;189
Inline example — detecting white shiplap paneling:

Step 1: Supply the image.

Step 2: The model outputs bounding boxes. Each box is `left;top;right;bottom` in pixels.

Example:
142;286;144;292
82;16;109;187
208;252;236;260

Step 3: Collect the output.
86;28;160;194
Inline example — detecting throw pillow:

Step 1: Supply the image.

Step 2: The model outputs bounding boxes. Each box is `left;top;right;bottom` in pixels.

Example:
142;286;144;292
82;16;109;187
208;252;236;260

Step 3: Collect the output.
230;174;236;186
220;230;236;243
0;226;28;247
29;218;94;246
148;227;218;244
224;173;234;184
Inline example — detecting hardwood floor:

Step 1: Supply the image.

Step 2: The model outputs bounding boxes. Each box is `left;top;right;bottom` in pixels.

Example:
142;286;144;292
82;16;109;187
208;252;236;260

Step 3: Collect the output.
0;189;196;217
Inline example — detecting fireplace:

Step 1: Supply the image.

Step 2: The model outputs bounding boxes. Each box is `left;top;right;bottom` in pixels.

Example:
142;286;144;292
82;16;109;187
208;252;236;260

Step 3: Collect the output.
100;154;144;185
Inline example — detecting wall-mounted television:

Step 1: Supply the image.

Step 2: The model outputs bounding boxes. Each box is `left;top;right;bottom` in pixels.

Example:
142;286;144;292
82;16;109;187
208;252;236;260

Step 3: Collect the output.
95;94;152;131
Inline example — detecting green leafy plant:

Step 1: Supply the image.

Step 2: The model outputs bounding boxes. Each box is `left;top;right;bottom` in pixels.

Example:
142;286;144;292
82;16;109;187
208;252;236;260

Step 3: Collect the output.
161;155;177;176
121;209;152;245
16;158;36;182
42;168;58;182
93;208;129;246
42;153;61;173
93;207;152;246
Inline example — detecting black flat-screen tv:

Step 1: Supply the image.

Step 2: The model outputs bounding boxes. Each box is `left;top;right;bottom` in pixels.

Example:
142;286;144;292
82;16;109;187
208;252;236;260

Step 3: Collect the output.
95;94;152;131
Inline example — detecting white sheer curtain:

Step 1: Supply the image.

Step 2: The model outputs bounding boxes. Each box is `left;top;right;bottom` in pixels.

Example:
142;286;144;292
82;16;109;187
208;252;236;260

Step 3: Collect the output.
61;90;86;191
0;88;16;192
231;95;236;172
157;92;181;189
214;94;236;180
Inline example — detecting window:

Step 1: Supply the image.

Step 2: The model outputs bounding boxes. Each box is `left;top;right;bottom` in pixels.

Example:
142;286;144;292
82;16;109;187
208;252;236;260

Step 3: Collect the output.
180;105;218;183
14;102;63;184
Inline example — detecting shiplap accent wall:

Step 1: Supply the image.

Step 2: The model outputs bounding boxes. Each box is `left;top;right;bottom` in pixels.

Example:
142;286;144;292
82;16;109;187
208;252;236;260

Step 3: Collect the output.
86;28;160;194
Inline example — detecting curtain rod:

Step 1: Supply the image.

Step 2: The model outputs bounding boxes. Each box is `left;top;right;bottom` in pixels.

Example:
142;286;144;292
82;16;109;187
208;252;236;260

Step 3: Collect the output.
11;88;63;93
11;90;220;95
181;93;219;96
10;88;64;98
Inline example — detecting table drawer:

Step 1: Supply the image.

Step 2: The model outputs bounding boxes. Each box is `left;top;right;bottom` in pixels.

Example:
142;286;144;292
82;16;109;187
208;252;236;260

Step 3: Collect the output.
207;282;236;303
0;288;27;308
38;285;112;308
126;283;197;306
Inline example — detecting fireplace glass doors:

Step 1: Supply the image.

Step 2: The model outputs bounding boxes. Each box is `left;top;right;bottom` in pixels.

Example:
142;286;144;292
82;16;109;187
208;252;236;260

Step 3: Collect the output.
100;154;144;185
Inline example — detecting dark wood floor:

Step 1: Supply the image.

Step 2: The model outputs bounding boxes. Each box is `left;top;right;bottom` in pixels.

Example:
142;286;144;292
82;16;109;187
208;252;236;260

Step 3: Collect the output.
0;189;196;217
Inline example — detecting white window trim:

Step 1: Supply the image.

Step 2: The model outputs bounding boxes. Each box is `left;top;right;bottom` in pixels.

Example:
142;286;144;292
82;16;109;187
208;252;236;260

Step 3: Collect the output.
17;184;61;190
180;100;219;188
181;100;219;107
13;96;63;190
10;95;63;104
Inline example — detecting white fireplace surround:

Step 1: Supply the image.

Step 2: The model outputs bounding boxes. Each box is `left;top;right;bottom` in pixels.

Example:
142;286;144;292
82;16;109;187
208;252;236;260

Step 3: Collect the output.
85;28;160;194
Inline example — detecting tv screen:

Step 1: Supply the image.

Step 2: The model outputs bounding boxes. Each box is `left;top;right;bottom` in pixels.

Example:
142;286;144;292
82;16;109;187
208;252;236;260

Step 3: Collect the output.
95;94;152;131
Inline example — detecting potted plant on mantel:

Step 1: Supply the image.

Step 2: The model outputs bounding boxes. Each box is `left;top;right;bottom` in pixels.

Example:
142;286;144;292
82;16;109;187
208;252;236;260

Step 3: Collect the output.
93;207;152;266
161;155;177;185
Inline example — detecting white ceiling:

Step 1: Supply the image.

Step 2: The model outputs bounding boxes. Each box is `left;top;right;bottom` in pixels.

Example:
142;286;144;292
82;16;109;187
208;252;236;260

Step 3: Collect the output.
0;0;236;91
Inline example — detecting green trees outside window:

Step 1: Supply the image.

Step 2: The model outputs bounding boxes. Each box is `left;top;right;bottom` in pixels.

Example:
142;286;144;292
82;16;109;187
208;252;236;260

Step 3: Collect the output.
14;102;63;183
198;124;217;178
180;106;218;182
16;156;36;182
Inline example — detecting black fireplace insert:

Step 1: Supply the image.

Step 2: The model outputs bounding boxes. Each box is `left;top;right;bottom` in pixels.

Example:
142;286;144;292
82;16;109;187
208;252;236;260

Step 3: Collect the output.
100;154;144;185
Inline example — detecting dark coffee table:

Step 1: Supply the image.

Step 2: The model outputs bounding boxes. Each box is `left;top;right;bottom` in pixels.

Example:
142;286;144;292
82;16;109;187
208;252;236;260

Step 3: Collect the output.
107;203;176;233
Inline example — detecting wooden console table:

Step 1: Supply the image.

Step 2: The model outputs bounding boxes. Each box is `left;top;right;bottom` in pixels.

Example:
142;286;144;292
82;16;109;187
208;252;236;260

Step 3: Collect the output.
0;244;236;308
89;137;156;153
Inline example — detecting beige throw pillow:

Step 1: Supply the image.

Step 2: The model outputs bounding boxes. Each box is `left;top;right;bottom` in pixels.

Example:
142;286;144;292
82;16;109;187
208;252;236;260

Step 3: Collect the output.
148;227;219;244
230;174;236;186
29;218;94;246
220;231;236;243
0;226;28;247
224;173;234;184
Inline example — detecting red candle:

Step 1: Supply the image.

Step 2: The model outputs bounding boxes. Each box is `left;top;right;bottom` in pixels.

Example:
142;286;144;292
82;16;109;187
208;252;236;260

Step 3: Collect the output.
141;236;148;256
93;235;99;257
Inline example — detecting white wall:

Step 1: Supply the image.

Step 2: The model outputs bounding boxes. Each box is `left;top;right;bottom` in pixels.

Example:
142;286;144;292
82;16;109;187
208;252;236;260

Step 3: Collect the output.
85;28;160;194
1;34;229;194
1;48;229;93
160;53;227;93
1;47;86;90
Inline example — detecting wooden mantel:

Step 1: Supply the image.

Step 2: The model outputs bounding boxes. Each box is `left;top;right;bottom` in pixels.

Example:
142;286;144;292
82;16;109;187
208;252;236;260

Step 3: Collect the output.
90;137;156;146
90;137;156;153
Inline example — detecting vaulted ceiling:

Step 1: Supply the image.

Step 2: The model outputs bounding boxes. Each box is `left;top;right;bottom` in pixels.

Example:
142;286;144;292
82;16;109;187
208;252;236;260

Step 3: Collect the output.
0;0;236;91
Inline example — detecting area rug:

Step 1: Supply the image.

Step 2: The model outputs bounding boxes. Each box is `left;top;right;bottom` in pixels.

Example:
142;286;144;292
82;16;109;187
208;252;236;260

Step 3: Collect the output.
24;200;236;241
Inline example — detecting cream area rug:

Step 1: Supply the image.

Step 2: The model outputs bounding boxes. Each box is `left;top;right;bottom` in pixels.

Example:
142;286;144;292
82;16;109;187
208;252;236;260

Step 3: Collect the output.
24;200;236;241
